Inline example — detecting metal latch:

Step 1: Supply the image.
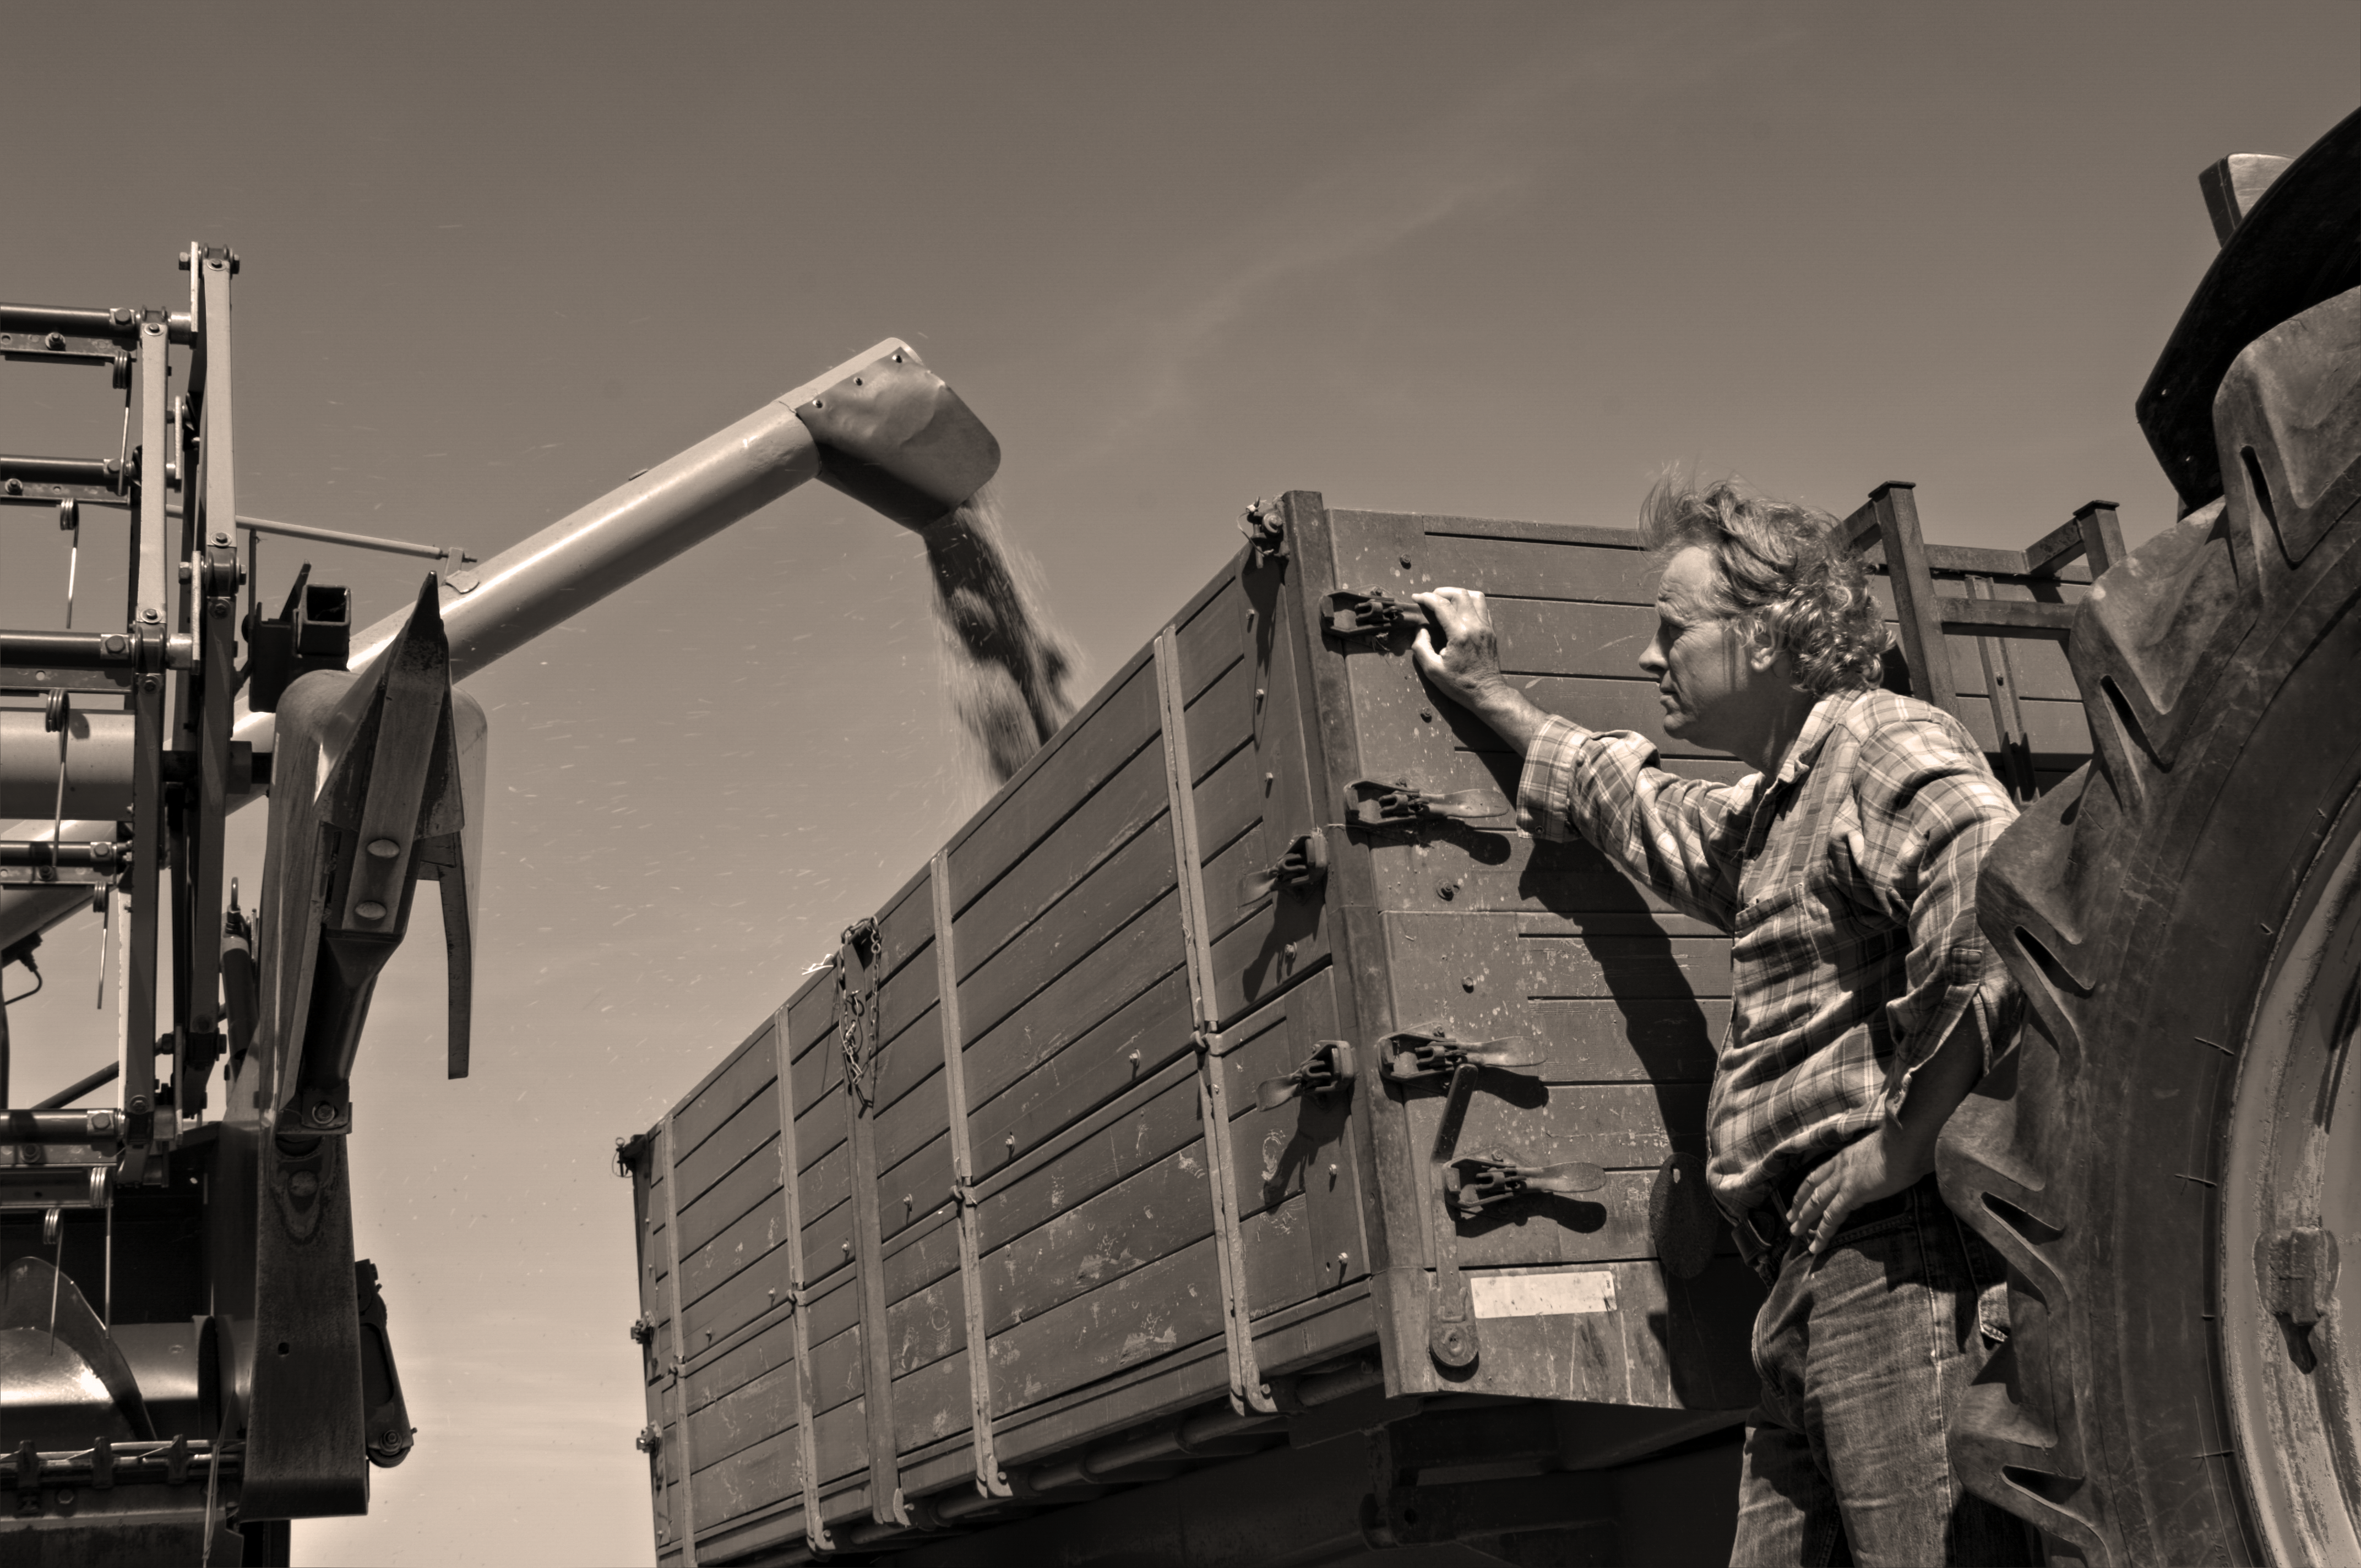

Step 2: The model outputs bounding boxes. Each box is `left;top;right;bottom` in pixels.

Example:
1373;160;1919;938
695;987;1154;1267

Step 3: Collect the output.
628;1313;657;1346
635;1425;663;1455
1254;1041;1356;1110
1384;1025;1543;1161
1236;832;1328;905
1240;499;1287;567
1344;780;1506;831
1445;1156;1606;1220
1379;1026;1539;1085
1320;590;1428;641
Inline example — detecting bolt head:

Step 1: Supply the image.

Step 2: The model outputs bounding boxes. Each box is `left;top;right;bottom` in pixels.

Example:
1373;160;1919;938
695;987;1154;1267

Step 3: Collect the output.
129;1096;150;1115
309;1103;338;1125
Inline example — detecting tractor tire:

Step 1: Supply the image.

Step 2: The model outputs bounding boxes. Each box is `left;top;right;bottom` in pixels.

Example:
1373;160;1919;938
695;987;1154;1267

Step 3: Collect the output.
1936;281;2361;1567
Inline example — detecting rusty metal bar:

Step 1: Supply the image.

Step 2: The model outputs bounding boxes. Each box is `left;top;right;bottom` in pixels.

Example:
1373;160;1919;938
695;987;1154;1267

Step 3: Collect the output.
1153;625;1275;1419
658;1115;700;1566
771;1000;835;1553
928;851;1010;1500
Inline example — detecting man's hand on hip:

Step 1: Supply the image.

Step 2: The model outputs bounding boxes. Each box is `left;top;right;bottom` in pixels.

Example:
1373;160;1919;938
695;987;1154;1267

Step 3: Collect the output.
1411;588;1551;755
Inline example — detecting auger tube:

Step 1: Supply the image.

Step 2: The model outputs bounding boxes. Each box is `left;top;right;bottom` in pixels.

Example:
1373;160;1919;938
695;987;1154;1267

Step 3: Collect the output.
0;336;999;955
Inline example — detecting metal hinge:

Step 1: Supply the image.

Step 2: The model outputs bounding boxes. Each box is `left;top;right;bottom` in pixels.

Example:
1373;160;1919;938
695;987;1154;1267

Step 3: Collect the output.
1344;780;1506;831
1239;499;1287;567
1445;1156;1606;1221
1320;589;1428;641
1235;832;1328;905
1254;1040;1356;1110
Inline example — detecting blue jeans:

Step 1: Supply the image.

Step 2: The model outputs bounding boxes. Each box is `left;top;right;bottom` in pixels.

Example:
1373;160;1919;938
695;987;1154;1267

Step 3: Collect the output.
1729;1174;2035;1567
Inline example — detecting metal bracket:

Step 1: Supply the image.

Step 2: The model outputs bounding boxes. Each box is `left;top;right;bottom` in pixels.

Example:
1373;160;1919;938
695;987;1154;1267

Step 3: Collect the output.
930;851;1012;1499
1240;499;1287;568
770;1001;835;1554
836;911;910;1530
1444;1156;1607;1221
656;1115;700;1566
1319;589;1427;641
1254;1040;1355;1110
1234;831;1326;906
1343;781;1506;832
1154;624;1277;1417
835;917;883;1110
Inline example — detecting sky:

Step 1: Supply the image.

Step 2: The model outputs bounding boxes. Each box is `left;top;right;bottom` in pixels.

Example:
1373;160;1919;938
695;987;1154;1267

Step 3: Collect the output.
1;4;2353;1564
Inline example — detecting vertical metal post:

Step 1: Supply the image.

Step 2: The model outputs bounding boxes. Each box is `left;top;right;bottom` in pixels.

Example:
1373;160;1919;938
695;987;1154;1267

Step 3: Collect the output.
837;923;910;1529
658;1115;700;1566
187;252;238;1044
928;852;1010;1499
1152;626;1276;1418
1869;482;1960;718
121;315;172;1161
771;1003;835;1553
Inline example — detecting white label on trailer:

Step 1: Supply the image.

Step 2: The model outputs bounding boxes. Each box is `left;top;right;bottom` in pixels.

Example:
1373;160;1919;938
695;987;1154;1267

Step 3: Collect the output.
1469;1269;1617;1317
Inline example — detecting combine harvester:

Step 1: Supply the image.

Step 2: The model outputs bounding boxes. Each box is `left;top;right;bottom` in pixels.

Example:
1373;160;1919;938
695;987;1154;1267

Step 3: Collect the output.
615;109;2361;1567
0;252;1008;1565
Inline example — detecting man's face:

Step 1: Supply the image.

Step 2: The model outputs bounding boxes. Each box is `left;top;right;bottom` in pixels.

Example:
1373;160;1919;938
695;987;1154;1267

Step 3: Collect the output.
1639;546;1764;753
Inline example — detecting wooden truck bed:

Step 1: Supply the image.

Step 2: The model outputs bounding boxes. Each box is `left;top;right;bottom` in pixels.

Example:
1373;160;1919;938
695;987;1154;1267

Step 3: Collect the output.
619;490;2093;1565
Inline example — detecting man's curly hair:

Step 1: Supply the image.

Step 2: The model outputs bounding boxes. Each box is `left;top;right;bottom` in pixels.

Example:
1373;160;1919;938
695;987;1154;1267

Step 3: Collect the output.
1638;476;1889;696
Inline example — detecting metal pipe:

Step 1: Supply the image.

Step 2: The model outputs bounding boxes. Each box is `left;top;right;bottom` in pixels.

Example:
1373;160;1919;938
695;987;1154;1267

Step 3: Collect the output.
235;515;452;563
0;716;137;820
31;1066;119;1110
0;337;995;956
0;630;135;669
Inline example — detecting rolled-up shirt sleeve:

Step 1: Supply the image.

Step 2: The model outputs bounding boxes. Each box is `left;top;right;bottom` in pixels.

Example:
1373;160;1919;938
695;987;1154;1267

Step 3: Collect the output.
1859;723;2026;1106
1515;714;1753;932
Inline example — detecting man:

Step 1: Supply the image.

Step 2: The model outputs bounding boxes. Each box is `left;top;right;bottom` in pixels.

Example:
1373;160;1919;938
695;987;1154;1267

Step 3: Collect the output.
1411;479;2032;1567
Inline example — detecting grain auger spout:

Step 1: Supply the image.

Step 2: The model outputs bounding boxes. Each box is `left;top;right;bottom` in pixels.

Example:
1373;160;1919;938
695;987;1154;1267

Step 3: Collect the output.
0;276;1013;1555
0;337;1005;959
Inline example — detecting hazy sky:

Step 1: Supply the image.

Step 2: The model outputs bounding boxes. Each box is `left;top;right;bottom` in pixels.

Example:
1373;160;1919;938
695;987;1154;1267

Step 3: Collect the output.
3;5;2354;1564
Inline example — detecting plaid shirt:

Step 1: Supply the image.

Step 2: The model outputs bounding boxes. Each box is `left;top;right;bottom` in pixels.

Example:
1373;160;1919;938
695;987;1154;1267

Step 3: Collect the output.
1516;688;2021;1214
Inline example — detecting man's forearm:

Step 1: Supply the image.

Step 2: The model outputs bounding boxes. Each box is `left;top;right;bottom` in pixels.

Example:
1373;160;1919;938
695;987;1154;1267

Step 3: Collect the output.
1887;1007;1987;1173
1458;683;1555;759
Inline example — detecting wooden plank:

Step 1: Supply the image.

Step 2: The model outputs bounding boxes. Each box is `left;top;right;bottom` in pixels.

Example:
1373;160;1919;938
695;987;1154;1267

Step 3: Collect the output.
1173;569;1249;704
945;653;1161;920
976;1068;1203;1253
1182;654;1261;787
880;1205;961;1308
963;964;1193;1170
872;865;937;988
1521;933;1735;1001
874;939;939;1059
671;1026;777;1167
985;1233;1225;1417
790;1017;842;1121
869;1011;944;1144
802;1194;855;1288
686;1336;797;1471
958;888;1188;1123
890;1346;973;1454
679;1183;793;1315
955;812;1179;1049
686;1425;798;1537
1450;1170;1739;1270
951;738;1169;982
1406;1082;1711;1170
1441;1256;1760;1411
677;1129;781;1261
1204;836;1335;1027
786;977;837;1058
806;1323;864;1415
875;1130;954;1244
674;1082;780;1222
810;1395;871;1485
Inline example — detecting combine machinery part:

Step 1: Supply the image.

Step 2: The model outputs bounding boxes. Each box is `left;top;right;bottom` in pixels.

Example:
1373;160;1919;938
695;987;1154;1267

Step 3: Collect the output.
1939;108;2361;1566
1;247;1005;1563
